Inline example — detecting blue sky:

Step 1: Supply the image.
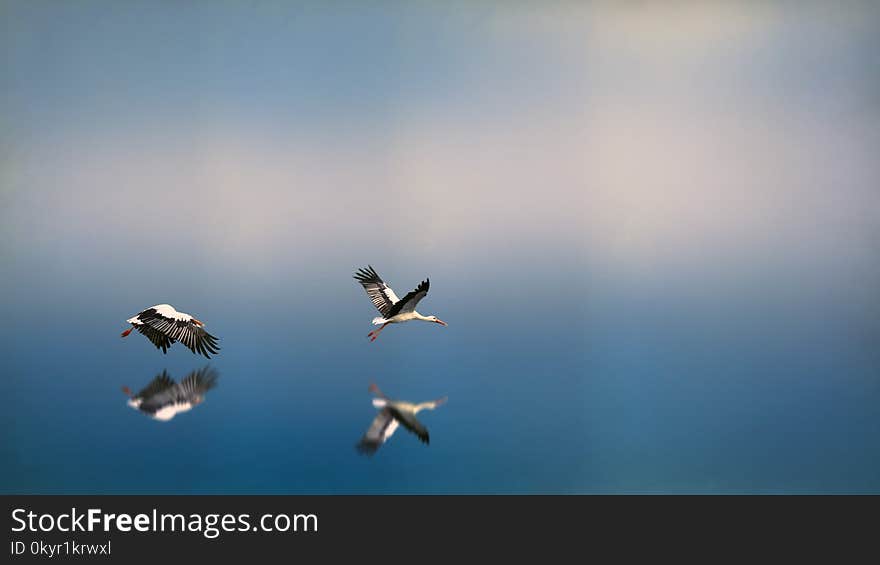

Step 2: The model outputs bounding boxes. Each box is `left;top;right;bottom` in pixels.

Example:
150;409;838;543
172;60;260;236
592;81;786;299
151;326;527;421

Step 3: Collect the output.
3;2;878;279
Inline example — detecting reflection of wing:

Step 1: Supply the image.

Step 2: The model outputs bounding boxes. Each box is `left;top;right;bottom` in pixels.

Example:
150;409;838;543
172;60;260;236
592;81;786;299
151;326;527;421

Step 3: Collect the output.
130;367;219;419
416;397;448;412
177;366;219;402
135;324;175;354
354;266;400;317
133;371;176;400
385;279;429;318
356;408;400;456
390;408;429;445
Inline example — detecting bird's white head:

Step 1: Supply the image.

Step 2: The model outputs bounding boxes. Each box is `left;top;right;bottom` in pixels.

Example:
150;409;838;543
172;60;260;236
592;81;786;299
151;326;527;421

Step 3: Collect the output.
426;315;447;326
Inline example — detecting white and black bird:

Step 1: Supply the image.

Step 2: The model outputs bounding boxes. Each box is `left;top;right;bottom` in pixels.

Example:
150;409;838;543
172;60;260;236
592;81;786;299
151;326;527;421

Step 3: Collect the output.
354;265;447;342
122;367;219;422
121;304;220;358
356;383;447;456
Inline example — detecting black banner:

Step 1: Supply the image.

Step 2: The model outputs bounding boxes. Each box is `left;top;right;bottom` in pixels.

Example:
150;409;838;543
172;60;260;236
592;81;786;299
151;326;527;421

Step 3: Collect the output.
2;495;874;561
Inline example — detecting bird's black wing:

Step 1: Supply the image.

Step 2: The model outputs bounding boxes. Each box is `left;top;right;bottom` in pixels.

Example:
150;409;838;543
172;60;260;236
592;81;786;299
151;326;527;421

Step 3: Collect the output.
354;265;400;318
173;320;221;359
385;279;429;319
138;311;220;359
135;324;175;353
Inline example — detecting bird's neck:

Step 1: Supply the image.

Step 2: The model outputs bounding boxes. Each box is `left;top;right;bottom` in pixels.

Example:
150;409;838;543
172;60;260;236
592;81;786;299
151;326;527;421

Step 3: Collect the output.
413;312;431;321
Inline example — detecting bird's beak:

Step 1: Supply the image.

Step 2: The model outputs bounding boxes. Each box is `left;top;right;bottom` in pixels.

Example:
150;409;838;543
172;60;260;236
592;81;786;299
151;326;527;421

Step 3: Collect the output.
193;319;204;327
435;319;448;326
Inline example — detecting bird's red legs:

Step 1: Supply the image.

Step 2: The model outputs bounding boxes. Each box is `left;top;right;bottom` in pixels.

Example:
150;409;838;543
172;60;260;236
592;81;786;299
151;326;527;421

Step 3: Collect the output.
121;386;132;397
367;323;389;342
120;327;133;338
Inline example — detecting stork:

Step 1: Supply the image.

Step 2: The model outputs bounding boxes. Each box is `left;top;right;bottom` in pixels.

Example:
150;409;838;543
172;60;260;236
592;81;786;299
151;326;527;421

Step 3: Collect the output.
353;265;447;342
121;304;220;358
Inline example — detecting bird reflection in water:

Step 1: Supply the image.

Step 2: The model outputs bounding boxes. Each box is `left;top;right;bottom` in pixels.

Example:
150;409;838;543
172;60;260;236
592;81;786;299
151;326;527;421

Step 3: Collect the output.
357;383;447;456
122;366;219;421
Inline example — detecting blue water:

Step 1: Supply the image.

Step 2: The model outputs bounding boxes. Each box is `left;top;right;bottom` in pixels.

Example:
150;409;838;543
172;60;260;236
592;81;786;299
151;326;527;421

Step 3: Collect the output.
2;248;879;494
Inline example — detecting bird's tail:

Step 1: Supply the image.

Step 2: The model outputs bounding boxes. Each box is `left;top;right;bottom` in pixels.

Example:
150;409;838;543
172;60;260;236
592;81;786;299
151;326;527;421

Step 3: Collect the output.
371;317;387;326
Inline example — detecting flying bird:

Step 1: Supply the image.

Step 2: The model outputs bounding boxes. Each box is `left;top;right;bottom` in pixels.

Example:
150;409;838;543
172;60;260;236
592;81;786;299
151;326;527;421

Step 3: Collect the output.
121;304;220;358
122;366;219;422
353;265;447;342
356;383;447;456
